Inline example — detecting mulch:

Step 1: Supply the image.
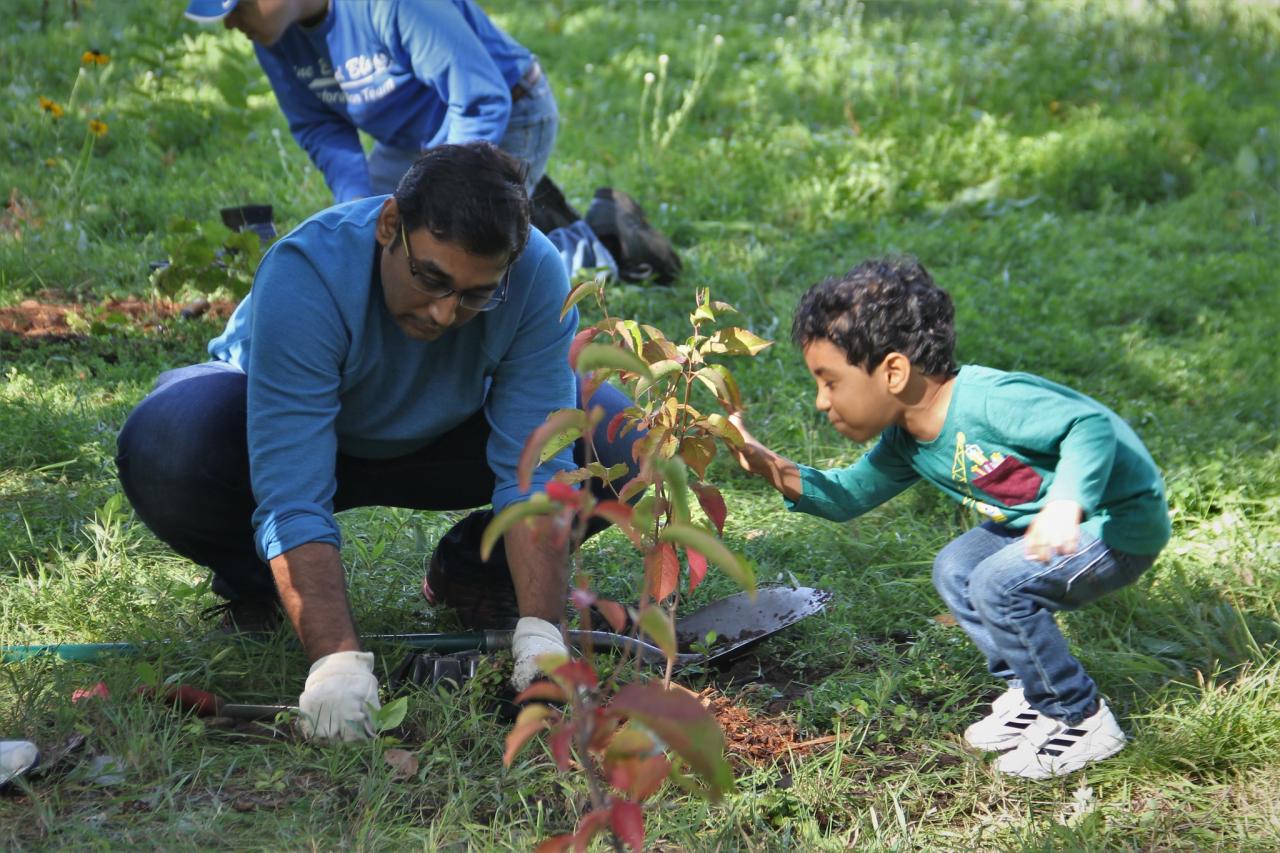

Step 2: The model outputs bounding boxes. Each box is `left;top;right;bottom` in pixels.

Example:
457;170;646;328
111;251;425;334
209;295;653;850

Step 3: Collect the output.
0;294;237;341
699;687;837;768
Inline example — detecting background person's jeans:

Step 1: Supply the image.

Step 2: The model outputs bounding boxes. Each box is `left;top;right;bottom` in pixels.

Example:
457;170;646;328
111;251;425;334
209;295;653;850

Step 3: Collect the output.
932;522;1157;724
366;70;558;197
115;362;641;605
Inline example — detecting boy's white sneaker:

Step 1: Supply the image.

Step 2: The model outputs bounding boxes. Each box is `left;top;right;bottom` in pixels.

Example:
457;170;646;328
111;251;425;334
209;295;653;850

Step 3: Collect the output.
964;687;1042;751
995;700;1126;780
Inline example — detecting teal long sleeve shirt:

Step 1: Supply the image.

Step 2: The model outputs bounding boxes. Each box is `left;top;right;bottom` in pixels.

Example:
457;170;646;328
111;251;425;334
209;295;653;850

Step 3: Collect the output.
787;365;1171;555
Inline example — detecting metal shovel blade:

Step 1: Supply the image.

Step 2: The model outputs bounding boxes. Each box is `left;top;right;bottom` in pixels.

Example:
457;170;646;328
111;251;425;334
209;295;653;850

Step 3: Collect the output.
674;585;832;669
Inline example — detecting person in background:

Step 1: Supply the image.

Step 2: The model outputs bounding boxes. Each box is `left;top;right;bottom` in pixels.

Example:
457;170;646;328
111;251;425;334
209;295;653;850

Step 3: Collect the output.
184;0;681;284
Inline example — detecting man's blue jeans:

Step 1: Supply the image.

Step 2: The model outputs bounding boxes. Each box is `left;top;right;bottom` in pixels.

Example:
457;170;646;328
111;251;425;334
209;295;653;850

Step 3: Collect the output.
367;70;558;197
115;362;641;605
932;522;1157;724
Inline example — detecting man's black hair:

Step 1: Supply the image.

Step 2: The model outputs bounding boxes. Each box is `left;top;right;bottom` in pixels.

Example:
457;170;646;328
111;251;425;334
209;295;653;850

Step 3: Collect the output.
393;142;531;262
791;257;958;376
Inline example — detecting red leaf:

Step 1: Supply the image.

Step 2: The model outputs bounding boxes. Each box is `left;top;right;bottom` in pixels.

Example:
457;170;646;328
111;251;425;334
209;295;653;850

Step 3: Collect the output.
607;754;671;801
571;810;612;853
549;722;574;772
687;547;708;594
611;683;734;800
545;480;580;505
592;500;642;548
553;659;598;690
515;681;568;705
503;704;553;767
588;707;622;751
606;411;628;443
631;754;671;800
690;482;727;535
568;328;603;370
534;834;574;853
610;800;645;852
593;598;629;633
643;543;679;601
72;682;110;703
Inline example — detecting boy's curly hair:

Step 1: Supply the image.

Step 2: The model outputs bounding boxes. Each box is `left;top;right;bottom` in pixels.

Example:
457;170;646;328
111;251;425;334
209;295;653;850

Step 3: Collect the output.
791;257;958;376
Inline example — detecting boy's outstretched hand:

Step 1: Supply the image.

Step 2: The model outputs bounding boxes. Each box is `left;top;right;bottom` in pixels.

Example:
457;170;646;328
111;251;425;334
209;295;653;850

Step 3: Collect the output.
727;412;803;502
1023;500;1084;563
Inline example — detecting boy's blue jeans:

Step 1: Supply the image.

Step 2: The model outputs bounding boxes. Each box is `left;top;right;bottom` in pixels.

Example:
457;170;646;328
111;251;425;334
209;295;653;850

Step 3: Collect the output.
114;362;640;605
932;522;1157;725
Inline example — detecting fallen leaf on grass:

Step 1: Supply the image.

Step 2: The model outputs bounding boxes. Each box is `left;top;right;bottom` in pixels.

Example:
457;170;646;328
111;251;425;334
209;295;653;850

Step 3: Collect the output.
932;613;958;626
383;748;419;780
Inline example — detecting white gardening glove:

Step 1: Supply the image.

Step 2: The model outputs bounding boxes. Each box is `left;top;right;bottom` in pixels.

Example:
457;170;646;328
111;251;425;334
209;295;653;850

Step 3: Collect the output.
298;651;381;742
511;617;568;692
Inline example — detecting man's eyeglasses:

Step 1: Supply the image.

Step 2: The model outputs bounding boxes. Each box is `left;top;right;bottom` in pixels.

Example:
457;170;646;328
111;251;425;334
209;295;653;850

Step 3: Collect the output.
400;222;510;312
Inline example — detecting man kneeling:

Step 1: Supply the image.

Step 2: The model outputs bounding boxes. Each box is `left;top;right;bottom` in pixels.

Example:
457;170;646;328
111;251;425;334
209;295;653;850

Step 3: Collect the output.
116;143;638;741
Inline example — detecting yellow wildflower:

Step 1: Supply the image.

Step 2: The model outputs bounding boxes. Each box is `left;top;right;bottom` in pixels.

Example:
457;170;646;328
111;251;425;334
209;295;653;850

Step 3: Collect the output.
81;49;110;66
39;96;64;118
88;119;109;138
45;157;59;169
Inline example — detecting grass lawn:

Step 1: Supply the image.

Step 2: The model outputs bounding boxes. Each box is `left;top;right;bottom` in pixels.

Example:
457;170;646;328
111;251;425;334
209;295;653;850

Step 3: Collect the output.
3;0;1279;848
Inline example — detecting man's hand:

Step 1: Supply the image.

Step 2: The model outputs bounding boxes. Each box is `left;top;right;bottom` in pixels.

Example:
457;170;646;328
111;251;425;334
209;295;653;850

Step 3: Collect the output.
511;617;567;692
727;412;803;501
1023;500;1084;563
298;651;381;742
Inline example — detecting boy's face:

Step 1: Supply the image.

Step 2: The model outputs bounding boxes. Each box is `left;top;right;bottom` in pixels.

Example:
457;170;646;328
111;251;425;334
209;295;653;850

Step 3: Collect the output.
803;340;898;443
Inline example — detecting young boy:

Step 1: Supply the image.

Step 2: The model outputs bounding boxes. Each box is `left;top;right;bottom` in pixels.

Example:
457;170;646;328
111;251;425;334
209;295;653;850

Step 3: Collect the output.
730;258;1170;779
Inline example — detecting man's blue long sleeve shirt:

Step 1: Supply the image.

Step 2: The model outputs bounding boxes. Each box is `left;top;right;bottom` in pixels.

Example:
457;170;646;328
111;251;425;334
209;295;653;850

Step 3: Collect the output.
208;197;577;563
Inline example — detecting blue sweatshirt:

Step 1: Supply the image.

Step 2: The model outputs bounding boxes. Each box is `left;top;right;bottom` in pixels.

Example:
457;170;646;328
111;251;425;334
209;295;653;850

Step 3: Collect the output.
208;196;577;563
256;0;532;202
787;366;1171;555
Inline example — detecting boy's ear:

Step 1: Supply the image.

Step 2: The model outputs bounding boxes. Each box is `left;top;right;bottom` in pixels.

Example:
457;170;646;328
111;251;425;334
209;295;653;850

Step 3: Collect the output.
881;352;912;394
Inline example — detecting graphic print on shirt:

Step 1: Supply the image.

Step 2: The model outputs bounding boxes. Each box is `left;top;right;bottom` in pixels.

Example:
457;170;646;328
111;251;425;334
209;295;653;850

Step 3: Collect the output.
952;432;1044;518
951;432;1008;522
294;51;397;106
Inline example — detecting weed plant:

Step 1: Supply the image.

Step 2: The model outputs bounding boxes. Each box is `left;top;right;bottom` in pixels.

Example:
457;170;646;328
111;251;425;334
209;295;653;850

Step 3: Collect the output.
2;0;1279;848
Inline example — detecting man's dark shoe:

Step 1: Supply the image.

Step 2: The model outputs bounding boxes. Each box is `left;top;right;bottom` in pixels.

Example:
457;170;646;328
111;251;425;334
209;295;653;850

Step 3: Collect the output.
585;188;682;285
422;549;520;631
530;175;583;235
204;598;285;637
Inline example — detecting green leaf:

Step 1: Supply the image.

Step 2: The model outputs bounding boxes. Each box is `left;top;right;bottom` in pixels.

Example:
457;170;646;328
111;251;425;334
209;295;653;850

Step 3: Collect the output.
680;436;716;480
612;683;734;800
637;607;677;660
659;523;756;595
481;494;560;560
517;408;587;492
373;696;409;732
634;359;684;397
698;413;745;448
561;277;604;321
575;344;654;380
701;327;773;356
654;457;691;523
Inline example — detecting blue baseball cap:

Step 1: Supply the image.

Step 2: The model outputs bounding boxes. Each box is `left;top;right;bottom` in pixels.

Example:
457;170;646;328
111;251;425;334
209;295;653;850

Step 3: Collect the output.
185;0;239;23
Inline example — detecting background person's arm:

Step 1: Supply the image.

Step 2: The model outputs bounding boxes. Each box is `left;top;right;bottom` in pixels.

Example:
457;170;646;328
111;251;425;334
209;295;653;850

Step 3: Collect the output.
256;45;371;202
394;1;513;145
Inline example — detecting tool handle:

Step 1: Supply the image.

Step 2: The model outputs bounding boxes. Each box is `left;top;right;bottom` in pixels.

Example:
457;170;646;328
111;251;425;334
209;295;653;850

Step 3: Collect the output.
2;642;139;663
364;631;512;653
